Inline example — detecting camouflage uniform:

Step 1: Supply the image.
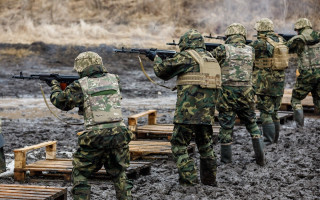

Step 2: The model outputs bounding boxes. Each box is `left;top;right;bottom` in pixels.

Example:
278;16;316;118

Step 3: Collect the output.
153;29;219;186
50;52;133;200
213;23;265;166
287;18;320;126
250;18;288;144
0;119;6;173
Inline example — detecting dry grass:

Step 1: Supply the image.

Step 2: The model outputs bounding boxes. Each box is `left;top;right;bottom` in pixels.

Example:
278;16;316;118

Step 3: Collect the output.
0;0;318;47
0;48;33;58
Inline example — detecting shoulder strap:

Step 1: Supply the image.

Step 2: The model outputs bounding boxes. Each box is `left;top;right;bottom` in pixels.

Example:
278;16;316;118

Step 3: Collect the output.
186;50;204;65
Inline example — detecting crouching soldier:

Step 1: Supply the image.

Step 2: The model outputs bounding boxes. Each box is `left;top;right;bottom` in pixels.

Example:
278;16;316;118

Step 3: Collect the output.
50;51;133;200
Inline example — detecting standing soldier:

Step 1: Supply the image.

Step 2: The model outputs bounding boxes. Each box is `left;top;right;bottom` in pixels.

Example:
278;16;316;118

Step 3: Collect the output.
213;23;265;166
50;51;133;200
148;29;220;186
250;18;289;144
287;18;320;126
0;119;6;173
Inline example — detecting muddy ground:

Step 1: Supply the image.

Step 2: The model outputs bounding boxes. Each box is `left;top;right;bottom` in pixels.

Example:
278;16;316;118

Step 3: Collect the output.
0;43;319;200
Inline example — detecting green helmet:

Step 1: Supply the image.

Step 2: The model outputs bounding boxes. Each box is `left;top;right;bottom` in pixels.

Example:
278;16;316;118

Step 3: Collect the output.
74;51;106;73
225;23;247;38
294;18;312;30
254;18;274;32
178;29;205;51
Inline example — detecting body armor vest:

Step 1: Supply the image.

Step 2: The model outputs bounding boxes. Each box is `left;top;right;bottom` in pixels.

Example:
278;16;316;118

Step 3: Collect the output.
299;29;320;69
221;44;254;86
255;37;289;70
177;50;221;89
79;74;123;128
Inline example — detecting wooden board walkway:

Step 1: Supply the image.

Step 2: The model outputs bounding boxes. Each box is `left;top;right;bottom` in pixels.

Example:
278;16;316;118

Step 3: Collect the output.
280;89;315;112
129;140;195;160
13;141;151;181
0;184;67;200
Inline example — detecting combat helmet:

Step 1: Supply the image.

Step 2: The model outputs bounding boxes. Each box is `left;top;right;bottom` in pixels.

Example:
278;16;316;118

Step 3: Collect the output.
294;18;312;30
225;23;247;38
74;51;107;73
178;29;206;51
254;18;274;32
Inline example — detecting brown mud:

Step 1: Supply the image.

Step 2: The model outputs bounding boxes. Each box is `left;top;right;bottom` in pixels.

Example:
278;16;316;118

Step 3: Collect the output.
0;43;319;199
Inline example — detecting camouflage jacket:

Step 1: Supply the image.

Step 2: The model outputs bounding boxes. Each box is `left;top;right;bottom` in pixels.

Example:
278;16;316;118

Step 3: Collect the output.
212;35;255;86
50;66;125;130
249;32;286;96
287;28;320;70
153;48;218;125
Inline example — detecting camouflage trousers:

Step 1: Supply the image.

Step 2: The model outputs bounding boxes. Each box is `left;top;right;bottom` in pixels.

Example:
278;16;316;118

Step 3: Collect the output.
170;124;216;185
256;95;283;124
291;68;320;110
72;126;133;200
0;147;5;173
217;86;261;143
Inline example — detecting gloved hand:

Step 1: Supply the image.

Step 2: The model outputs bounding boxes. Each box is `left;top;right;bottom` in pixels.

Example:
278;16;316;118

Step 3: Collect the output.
146;51;157;61
50;79;60;87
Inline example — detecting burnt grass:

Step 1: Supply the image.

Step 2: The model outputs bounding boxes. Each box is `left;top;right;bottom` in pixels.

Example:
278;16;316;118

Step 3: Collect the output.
0;42;319;200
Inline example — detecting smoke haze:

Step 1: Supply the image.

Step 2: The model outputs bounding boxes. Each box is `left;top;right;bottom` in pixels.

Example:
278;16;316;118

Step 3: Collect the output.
0;0;319;48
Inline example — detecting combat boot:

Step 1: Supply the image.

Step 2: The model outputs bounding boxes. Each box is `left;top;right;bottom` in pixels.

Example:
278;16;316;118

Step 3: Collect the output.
262;123;275;145
220;143;232;163
252;136;266;166
273;121;280;143
294;109;304;127
200;157;217;186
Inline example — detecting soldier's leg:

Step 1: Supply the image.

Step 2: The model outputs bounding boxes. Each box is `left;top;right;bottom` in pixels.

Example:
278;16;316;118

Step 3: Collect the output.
194;125;217;186
171;124;197;185
237;107;265;166
273;96;283;143
291;75;313;127
218;111;236;164
257;95;276;145
0;147;6;173
72;146;104;200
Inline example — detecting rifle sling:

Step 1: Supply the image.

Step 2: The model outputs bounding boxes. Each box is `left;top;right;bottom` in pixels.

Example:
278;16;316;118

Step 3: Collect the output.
138;56;175;91
40;84;84;126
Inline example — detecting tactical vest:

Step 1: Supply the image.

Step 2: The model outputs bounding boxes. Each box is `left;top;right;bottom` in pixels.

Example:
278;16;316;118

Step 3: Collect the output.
221;44;254;86
255;37;289;70
176;50;221;89
79;74;123;128
298;29;320;69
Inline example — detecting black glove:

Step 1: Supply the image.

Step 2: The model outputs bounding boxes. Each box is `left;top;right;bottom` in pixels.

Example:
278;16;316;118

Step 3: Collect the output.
146;51;157;61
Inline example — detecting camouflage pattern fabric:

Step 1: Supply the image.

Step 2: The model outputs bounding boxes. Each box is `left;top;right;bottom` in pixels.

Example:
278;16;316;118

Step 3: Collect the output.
79;73;123;129
256;95;282;124
72;126;133;200
170;124;216;185
294;18;312;30
254;18;274;32
213;35;261;143
153;29;218;185
50;62;133;199
217;86;261;143
225;23;247;38
287;28;320;110
74;51;107;73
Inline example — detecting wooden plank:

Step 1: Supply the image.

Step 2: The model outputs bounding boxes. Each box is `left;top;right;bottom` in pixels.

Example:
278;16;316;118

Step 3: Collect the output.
13;141;57;153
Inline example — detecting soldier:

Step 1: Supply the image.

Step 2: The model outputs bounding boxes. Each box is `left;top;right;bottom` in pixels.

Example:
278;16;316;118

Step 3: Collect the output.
250;18;289;144
0;119;6;173
50;51;133;200
213;23;265;166
148;29;220;186
287;18;320;126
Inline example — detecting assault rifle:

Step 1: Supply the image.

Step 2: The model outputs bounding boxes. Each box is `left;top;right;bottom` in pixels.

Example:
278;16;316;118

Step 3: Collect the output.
113;47;176;60
204;33;253;44
166;40;221;51
253;33;296;41
12;72;79;90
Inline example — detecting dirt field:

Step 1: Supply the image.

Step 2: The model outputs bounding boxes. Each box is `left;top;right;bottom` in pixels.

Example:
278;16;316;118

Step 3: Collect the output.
0;43;319;200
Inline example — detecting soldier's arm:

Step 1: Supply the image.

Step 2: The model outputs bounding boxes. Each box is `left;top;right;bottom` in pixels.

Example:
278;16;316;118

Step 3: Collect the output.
286;36;305;54
212;45;226;65
50;80;84;111
153;53;193;81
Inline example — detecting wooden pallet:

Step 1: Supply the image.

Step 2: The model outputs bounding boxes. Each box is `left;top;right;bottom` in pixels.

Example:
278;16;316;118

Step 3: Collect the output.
130;140;195;160
128;110;220;140
0;184;67;200
280;89;315;112
14;141;151;181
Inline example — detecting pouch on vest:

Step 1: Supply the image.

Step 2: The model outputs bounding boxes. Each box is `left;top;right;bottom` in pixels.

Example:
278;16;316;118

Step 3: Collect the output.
266;37;289;70
79;75;123;127
178;50;221;89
